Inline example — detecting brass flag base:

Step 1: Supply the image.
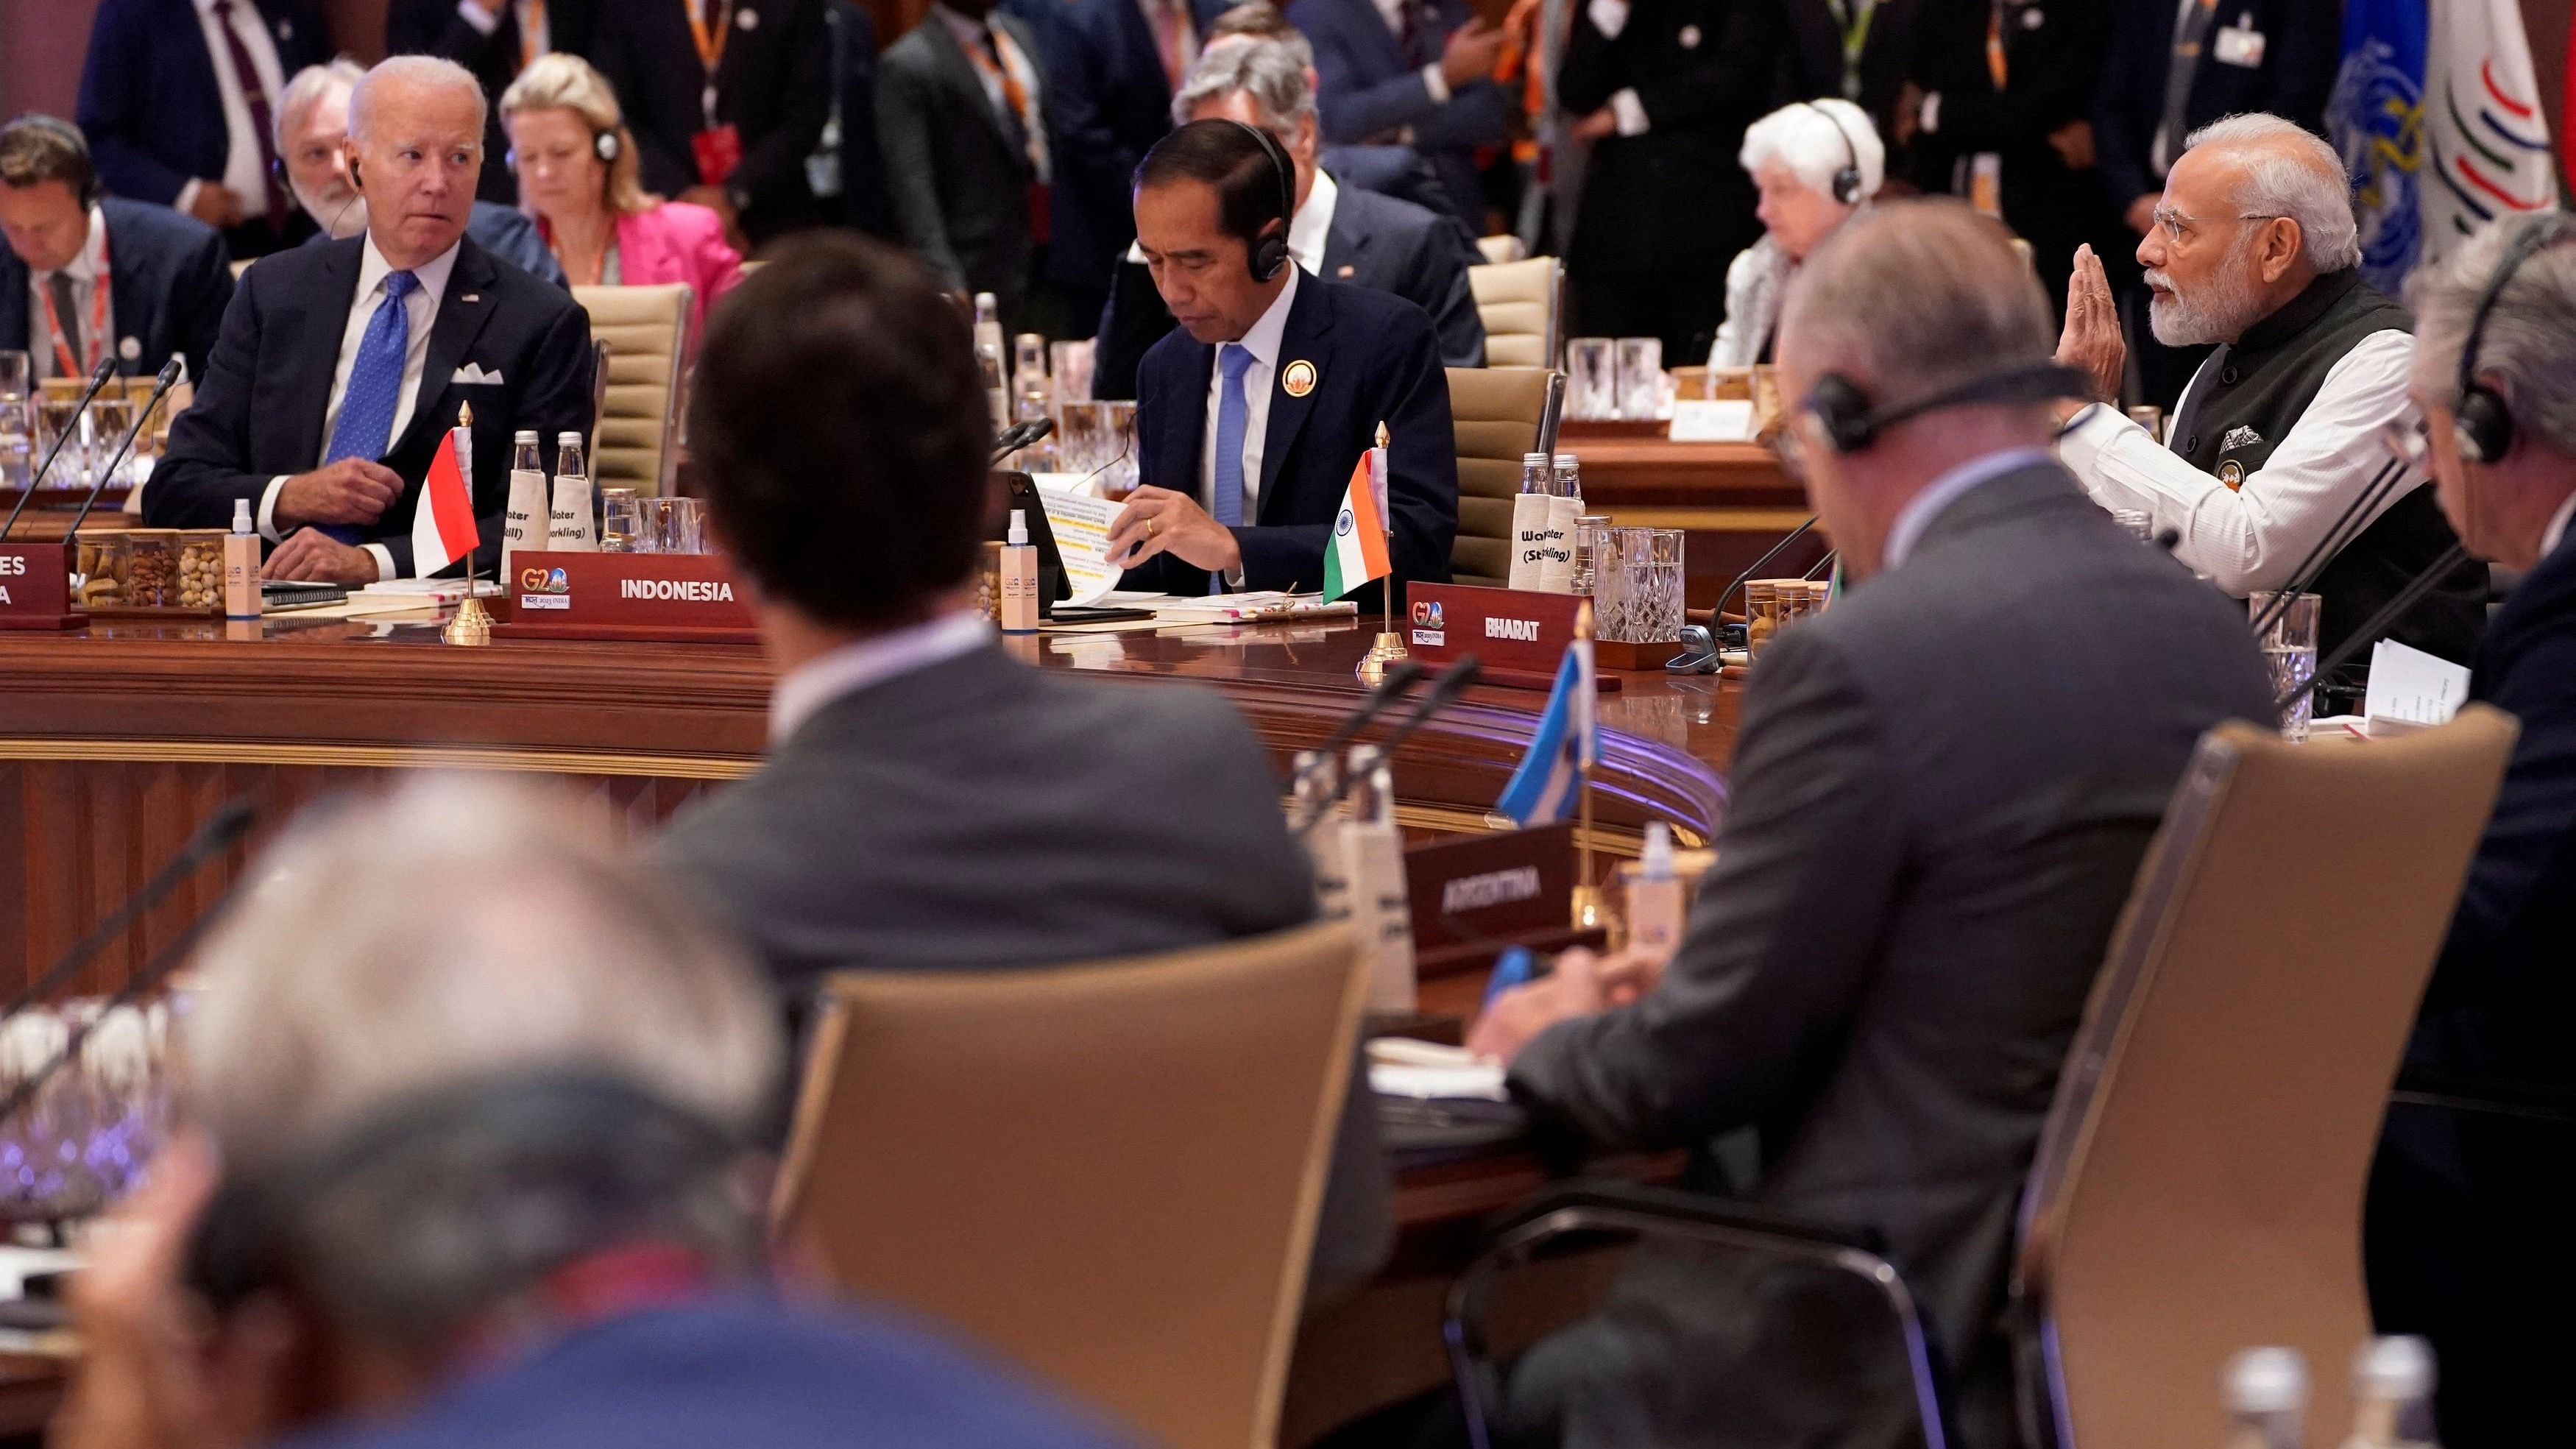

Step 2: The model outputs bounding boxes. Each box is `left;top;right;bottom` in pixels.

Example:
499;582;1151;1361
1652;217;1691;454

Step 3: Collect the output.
442;595;494;647
1355;630;1408;685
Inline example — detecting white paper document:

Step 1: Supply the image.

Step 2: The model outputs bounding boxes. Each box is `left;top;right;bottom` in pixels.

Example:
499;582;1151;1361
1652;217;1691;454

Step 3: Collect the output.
1034;484;1125;606
1367;1037;1508;1101
2364;639;2471;733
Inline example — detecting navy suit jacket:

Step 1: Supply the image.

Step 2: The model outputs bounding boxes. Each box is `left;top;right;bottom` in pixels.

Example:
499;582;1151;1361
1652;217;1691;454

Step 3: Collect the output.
270;1298;1133;1449
146;233;593;578
302;205;567;290
1289;0;1509;233
2094;0;2340;210
1133;273;1456;601
0;198;233;385
77;0;330;208
1040;0;1181;295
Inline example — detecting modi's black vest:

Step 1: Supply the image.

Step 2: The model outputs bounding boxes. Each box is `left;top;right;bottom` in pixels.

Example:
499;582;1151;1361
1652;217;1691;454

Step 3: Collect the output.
2169;269;2486;676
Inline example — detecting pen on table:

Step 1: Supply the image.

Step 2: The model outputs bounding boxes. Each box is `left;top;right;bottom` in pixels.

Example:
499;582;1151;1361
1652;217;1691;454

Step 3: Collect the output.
1481;946;1537;1013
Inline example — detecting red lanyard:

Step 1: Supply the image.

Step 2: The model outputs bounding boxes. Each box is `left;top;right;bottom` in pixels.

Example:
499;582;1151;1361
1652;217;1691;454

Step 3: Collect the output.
35;235;110;381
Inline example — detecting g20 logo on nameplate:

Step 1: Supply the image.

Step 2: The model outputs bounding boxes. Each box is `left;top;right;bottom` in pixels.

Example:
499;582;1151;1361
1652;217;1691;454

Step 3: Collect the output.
1409;598;1445;646
519;564;572;611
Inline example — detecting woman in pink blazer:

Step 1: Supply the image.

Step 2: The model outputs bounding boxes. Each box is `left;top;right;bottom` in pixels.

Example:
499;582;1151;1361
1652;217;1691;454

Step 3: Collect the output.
499;54;743;344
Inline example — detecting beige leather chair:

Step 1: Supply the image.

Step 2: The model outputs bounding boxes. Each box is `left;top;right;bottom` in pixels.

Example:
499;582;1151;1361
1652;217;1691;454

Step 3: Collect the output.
1475;235;1529;266
571;283;692;495
773;921;1367;1449
1446;366;1564;586
1469;257;1563;369
2014;709;2516;1449
228;258;253;279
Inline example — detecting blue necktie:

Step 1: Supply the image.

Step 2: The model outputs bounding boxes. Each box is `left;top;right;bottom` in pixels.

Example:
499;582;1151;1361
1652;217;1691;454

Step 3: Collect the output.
1209;344;1253;594
319;270;420;543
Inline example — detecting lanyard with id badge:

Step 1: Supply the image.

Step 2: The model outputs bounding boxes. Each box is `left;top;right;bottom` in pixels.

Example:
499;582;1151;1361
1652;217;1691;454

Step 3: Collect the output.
2210;10;2265;69
687;0;743;186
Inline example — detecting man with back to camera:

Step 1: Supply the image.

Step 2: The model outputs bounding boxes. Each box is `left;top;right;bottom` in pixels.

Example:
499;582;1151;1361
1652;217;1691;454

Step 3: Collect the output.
2364;212;2576;1449
2053;113;2486;690
1465;201;2274;1448
146;54;593;585
1109;119;1457;603
1092;35;1485;395
275;59;566;288
0;116;233;388
651;231;1392;1297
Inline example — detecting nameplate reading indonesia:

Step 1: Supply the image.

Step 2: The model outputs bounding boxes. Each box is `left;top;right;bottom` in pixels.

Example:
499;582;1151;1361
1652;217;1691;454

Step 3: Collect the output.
495;550;758;643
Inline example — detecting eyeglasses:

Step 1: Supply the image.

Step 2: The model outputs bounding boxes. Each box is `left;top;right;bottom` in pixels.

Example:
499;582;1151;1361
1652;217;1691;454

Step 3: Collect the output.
2155;210;2288;244
1767;414;1814;482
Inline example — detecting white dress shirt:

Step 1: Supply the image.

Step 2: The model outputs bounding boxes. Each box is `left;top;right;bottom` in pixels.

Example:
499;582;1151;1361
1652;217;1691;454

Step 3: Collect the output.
1200;262;1299;536
1582;0;1650;135
26;207;115;382
1883;447;2053;571
1287;169;1338;277
177;0;287;222
1372;0;1455;110
2056;328;2421;598
768;609;997;744
2541;489;2576;562
258;235;461;580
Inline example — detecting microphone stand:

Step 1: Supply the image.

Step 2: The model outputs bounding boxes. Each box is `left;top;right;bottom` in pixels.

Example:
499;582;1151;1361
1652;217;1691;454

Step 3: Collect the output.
1;355;118;541
1285;656;1428;821
991;417;1056;464
1705;516;1818;621
2248;456;2409;638
1295;655;1484;837
0;799;255;1026
65;358;185;542
2273;543;2471;717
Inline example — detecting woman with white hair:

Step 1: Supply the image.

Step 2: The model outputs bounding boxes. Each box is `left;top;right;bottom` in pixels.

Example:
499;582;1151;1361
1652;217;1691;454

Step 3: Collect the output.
1708;98;1884;368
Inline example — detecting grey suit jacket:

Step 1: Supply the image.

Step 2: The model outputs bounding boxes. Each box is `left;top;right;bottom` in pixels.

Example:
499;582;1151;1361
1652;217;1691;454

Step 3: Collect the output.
1505;463;2276;1449
877;13;1048;317
657;642;1393;1293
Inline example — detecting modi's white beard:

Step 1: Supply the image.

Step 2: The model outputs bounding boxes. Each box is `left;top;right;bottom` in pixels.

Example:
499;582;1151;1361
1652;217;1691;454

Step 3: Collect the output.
2146;235;2265;347
291;177;368;240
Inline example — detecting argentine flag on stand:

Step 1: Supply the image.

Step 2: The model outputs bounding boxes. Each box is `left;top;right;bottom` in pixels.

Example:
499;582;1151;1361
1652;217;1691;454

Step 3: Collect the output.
1493;623;1597;826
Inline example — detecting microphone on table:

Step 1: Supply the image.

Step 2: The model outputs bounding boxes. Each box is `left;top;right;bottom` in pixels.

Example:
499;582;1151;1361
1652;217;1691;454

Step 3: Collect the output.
1;354;118;541
0;799;257;1127
1707;516;1818;620
1295;655;1484;837
1801;550;1839;581
2272;542;2471;717
991;417;1055;462
1285;657;1429;830
65;355;185;542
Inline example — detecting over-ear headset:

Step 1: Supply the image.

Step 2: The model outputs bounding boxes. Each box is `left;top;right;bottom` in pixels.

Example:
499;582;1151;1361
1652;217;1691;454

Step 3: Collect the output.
2454;215;2576;465
10;116;102;208
1804;101;1864;208
503;128;622;174
1225;119;1296;283
1805;360;2093;454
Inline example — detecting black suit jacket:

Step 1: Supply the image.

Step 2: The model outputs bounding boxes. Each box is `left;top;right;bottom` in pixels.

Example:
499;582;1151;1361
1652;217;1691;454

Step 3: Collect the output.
0;199;233;386
1038;0;1175;296
2094;0;2340;210
1093;177;1486;399
385;0;601;205
1506;464;2275;1448
590;0;830;242
1558;0;1782;278
877;11;1052;324
1777;0;1920;138
146;234;594;578
1132;273;1456;600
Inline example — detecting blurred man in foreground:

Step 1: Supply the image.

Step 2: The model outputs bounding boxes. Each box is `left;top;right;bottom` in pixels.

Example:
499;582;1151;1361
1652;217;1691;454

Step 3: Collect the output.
56;776;1132;1449
1468;200;2271;1448
2368;212;2576;1449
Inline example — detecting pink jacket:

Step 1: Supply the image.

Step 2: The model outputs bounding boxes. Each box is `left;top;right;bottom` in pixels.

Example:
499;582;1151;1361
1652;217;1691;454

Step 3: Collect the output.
612;202;743;341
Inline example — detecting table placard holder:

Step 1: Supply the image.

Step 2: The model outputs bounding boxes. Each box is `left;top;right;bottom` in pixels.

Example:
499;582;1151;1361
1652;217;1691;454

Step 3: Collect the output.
0;544;84;630
1403;821;1596;975
1402;583;1621;691
491;550;760;644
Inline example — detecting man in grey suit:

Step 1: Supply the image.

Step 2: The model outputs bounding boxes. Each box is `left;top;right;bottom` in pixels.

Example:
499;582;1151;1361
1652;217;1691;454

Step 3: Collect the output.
654;231;1390;1294
877;0;1057;333
1467;201;2275;1448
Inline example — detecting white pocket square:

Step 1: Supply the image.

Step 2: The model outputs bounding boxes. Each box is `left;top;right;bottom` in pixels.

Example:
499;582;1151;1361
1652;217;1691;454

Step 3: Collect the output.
452;364;503;385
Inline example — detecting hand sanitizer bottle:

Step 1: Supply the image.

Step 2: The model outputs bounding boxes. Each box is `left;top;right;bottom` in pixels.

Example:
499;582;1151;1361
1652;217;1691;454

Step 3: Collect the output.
223;497;262;618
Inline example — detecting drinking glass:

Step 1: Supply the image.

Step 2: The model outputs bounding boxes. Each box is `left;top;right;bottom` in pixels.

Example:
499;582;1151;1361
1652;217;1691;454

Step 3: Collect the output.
1056;400;1108;479
0;352;28;492
1615;338;1663;421
2251;592;2321;742
35;394;89;493
1050;341;1094;405
88;396;135;492
1565;339;1616;420
599;488;645;552
1571;514;1611;596
1099;400;1139;497
643;495;707;553
1596;528;1685;642
2110;508;2152;542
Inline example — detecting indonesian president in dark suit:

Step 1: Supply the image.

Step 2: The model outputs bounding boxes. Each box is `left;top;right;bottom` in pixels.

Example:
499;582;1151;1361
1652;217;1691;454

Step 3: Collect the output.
1111;119;1456;603
147;55;593;585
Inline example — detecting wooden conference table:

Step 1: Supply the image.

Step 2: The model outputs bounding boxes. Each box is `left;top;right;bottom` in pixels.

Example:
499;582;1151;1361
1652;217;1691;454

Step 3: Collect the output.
0;604;1749;1442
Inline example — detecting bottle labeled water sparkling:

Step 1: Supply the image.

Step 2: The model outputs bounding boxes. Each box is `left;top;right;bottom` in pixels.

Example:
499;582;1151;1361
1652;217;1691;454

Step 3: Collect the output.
1508;451;1551;591
973;294;1008;433
548;431;595;552
1538;452;1580;592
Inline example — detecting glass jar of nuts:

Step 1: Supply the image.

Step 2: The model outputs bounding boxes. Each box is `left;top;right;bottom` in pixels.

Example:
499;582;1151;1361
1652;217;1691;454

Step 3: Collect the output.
174;531;224;612
72;536;128;610
73;530;227;614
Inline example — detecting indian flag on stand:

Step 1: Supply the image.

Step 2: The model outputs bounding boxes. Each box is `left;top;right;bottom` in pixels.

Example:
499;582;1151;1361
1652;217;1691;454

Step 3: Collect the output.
409;421;478;576
1321;431;1391;601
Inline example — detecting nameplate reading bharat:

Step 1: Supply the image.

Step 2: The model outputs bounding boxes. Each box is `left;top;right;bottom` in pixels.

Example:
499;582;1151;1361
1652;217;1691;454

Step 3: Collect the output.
493;550;758;643
1403;582;1614;692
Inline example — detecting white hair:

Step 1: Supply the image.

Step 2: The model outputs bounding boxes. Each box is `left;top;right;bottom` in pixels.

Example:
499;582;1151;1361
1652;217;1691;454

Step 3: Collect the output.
1172;36;1314;132
2408;212;2576;456
2180;113;2362;273
185;775;782;1170
275;59;367;151
1740;99;1884;204
348;54;488;144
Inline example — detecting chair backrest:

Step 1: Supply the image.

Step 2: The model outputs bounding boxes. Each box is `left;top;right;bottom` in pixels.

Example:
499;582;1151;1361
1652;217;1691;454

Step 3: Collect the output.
773;921;1366;1449
571;283;693;495
1445;366;1563;586
229;258;253;278
1469;257;1563;369
1475;234;1528;265
2014;709;2518;1449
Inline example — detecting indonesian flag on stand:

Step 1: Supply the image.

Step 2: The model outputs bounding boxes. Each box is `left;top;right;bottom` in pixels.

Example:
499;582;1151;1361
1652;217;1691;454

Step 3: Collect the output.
409;422;478;576
1321;429;1392;601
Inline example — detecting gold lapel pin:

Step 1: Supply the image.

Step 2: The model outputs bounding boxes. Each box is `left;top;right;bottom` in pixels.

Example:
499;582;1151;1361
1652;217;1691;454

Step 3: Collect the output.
1282;359;1317;397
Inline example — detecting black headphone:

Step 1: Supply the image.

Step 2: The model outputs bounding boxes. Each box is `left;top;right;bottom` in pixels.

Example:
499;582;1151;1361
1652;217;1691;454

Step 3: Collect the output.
1805;360;2093;454
2453;215;2576;465
1225;119;1295;283
9;115;102;208
1804;101;1864;207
